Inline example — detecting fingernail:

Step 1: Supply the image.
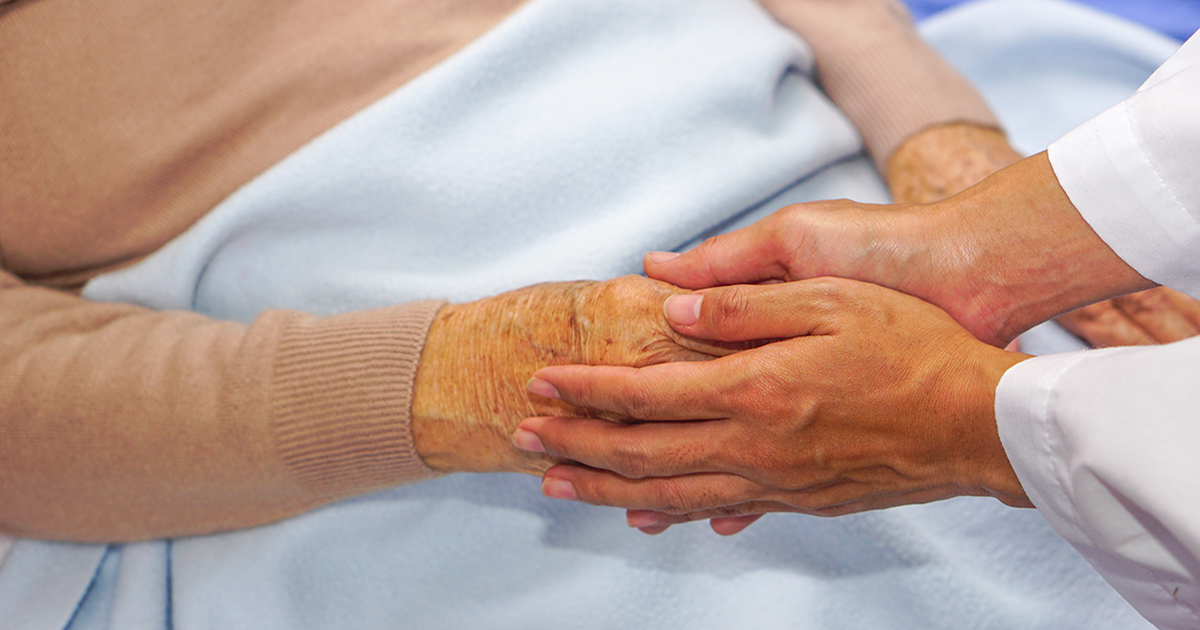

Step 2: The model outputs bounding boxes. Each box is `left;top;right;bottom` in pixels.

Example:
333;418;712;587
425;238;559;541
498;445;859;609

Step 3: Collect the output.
646;251;680;264
626;511;661;528
527;378;560;400
511;429;545;453
542;478;577;501
664;294;702;326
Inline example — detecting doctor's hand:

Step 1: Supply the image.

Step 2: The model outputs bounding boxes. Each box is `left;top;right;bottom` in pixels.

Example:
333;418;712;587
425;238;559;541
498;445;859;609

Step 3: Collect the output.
643;153;1155;348
512;278;1033;535
882;125;1200;350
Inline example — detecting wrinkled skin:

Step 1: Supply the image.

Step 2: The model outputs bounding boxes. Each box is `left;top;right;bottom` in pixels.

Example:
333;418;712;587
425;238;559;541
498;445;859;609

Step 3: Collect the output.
411;275;733;475
1056;287;1200;347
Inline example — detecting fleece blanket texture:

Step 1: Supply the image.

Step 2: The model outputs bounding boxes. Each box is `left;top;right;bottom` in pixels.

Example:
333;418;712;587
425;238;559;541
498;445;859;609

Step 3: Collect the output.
0;0;1180;628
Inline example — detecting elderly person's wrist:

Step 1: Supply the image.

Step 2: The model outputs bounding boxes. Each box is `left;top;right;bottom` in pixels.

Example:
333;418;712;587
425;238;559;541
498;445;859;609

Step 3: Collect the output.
411;283;587;475
885;123;1022;204
927;153;1155;342
410;277;729;475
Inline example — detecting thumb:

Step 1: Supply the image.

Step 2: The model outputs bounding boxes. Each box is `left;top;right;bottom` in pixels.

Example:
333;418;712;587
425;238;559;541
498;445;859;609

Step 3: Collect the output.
644;221;795;289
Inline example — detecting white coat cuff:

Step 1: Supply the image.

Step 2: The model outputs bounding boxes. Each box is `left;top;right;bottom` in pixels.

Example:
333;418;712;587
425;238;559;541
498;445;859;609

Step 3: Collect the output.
995;351;1092;544
996;349;1200;630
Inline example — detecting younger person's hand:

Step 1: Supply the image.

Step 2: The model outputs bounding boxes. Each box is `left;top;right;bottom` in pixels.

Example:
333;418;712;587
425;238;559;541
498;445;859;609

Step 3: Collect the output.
514;278;1033;534
644;154;1155;348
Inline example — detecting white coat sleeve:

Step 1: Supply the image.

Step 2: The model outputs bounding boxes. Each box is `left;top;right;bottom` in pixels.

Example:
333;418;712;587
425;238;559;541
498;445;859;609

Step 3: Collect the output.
996;33;1200;630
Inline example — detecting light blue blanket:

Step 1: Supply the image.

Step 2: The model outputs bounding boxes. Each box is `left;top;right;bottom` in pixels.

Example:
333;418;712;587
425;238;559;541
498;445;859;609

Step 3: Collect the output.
0;0;1181;628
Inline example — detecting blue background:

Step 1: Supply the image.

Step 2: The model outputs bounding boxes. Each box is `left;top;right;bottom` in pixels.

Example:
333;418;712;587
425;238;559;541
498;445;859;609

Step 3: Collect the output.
904;0;1200;41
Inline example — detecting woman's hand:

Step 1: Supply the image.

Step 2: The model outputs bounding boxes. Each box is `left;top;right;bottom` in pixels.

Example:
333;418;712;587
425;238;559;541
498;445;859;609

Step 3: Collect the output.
410;276;731;475
513;278;1033;533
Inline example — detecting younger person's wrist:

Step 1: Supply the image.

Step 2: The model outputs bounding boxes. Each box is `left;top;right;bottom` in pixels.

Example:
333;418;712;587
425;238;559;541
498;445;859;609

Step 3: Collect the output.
934;153;1156;343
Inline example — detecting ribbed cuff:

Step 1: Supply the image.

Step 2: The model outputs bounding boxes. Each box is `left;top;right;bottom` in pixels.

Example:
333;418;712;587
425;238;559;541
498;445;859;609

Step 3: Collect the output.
269;300;445;497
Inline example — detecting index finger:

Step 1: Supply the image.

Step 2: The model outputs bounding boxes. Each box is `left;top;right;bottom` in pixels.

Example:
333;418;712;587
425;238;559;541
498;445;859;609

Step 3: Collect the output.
529;361;736;421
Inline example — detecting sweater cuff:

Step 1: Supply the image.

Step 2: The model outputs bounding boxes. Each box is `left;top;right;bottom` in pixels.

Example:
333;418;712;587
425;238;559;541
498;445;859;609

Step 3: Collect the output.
799;0;999;167
269;300;446;498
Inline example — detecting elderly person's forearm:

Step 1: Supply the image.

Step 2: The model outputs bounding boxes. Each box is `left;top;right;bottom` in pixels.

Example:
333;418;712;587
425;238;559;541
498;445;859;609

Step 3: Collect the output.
0;271;724;543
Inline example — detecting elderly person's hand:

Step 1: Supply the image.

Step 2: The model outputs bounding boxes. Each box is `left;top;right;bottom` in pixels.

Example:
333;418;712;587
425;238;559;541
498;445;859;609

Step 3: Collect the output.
1054;287;1200;347
411;275;732;475
512;278;1032;534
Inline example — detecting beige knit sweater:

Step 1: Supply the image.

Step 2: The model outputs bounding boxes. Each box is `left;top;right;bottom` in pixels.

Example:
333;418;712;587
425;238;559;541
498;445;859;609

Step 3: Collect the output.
0;0;997;543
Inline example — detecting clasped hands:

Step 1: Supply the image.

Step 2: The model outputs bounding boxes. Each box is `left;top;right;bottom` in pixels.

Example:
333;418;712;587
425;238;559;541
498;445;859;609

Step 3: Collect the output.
515;277;1032;535
413;151;1196;536
509;152;1173;535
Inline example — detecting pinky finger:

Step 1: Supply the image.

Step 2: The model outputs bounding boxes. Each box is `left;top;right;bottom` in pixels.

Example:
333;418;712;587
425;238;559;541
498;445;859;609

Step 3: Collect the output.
637;524;673;536
710;514;765;536
629;500;795;528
